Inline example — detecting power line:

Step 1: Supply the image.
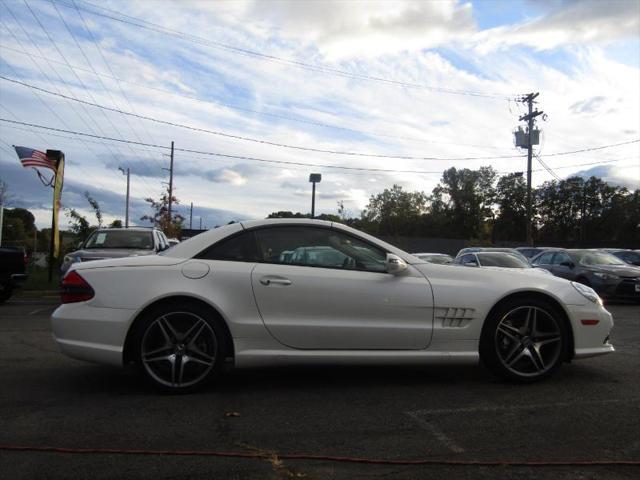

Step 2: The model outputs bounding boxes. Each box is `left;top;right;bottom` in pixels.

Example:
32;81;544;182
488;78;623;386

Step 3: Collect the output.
69;0;165;155
2;118;635;177
0;44;517;153
0;75;529;162
0;2;159;198
55;0;518;100
49;0;164;172
23;0;161;182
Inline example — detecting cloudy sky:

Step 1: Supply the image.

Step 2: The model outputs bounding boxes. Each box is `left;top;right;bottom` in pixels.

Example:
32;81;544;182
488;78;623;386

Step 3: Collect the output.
0;0;639;229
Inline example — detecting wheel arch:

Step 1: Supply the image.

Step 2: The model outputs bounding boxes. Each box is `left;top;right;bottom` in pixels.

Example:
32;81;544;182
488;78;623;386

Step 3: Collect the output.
481;290;575;361
122;295;235;365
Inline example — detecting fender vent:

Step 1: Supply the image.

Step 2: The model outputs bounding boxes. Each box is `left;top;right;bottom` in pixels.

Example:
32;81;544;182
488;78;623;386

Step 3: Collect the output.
435;307;475;328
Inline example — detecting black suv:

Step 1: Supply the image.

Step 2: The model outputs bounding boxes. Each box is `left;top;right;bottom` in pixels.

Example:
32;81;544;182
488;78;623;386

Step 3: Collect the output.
531;249;640;301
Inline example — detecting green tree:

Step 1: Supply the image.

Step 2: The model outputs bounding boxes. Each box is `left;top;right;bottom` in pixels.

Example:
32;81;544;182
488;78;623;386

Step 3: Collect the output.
140;186;184;238
84;191;103;228
493;172;527;242
266;211;308;219
66;209;93;239
362;184;427;236
430;167;497;240
109;219;123;228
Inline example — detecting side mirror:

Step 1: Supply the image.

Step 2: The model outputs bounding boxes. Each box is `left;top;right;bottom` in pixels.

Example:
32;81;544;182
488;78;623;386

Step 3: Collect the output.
560;261;574;269
386;254;408;275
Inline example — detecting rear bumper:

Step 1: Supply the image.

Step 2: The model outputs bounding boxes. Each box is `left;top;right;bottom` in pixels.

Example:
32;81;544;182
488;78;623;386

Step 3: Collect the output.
51;302;135;366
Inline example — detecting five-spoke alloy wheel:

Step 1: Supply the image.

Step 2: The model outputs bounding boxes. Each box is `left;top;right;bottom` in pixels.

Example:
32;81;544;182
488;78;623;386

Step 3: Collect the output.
481;298;569;382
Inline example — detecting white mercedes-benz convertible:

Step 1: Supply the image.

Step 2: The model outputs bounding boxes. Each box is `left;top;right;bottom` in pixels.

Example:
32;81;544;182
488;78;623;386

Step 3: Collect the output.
52;219;614;391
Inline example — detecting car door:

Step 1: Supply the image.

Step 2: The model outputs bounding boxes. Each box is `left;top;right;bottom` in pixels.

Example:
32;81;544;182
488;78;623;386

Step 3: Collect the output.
550;251;575;280
532;251;555;273
250;225;434;350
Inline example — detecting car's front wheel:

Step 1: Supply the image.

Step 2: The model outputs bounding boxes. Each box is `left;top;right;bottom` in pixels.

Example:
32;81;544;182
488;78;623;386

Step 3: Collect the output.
134;302;226;392
480;298;569;382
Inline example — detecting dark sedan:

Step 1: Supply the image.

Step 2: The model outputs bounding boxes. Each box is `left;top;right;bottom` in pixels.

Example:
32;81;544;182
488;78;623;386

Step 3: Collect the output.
602;249;640;266
531;249;640;301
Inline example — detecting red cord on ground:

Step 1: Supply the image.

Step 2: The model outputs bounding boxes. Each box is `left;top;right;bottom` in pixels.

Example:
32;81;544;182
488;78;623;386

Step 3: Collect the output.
1;445;639;467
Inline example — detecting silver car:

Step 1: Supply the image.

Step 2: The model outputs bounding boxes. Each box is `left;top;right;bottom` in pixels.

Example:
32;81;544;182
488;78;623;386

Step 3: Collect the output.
61;227;170;275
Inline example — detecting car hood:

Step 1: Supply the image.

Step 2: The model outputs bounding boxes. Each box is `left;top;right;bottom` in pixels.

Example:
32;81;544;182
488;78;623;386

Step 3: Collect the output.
584;264;640;277
414;262;588;306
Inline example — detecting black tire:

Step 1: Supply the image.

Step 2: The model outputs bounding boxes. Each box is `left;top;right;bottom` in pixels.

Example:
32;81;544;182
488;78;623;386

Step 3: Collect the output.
132;301;229;393
480;297;569;383
0;283;12;304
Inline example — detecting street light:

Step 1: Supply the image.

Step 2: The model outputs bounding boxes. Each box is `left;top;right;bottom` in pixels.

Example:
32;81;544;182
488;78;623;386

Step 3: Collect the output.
309;173;321;218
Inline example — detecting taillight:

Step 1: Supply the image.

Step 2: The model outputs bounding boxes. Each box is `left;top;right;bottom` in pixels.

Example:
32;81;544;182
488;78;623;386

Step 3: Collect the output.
61;271;95;304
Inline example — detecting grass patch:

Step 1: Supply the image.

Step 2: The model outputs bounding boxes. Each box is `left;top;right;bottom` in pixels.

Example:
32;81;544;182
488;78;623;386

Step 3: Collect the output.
21;267;60;291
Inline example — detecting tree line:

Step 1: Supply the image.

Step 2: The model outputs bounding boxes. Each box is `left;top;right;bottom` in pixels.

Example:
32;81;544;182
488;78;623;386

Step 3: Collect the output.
269;166;640;248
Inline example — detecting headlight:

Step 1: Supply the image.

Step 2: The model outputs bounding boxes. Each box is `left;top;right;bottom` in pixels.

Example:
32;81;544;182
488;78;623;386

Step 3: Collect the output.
592;272;619;281
571;281;602;305
63;255;79;264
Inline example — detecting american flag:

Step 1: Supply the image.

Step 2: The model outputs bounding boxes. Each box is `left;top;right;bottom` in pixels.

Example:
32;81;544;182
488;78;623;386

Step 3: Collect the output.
14;146;56;172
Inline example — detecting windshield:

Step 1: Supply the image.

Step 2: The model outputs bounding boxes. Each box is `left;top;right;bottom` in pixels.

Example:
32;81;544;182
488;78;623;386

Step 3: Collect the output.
84;230;154;250
572;251;627;266
477;252;531;268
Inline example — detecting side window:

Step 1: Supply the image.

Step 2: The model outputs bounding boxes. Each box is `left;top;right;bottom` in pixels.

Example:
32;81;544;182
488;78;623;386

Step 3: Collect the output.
254;227;387;273
198;231;260;262
552;252;571;265
460;254;478;265
533;252;553;265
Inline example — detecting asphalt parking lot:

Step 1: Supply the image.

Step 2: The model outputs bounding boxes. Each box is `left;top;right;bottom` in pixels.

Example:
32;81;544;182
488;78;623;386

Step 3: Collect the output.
1;298;638;480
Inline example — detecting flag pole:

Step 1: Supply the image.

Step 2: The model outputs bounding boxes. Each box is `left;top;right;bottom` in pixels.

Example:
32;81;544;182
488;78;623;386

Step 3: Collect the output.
46;150;65;283
48;186;55;283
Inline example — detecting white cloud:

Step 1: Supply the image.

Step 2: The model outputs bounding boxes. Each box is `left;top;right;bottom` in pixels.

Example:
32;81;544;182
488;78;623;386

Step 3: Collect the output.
1;0;638;229
474;0;640;53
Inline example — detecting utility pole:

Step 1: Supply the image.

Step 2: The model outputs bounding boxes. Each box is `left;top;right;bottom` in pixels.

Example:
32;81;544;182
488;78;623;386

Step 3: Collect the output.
189;202;193;229
516;93;543;246
168;141;174;223
118;167;130;227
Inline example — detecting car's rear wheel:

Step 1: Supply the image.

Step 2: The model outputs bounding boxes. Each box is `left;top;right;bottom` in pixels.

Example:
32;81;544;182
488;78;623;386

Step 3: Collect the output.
480;298;569;382
134;302;226;392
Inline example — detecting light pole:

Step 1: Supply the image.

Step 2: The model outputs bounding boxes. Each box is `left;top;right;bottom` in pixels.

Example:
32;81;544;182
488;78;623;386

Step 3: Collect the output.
309;173;321;218
118;166;130;227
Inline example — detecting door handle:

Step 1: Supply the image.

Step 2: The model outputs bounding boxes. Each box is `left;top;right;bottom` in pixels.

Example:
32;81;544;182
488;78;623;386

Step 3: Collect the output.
260;277;292;286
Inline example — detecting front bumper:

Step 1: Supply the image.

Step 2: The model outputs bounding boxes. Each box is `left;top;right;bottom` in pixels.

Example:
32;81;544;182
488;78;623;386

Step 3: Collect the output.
567;303;615;359
591;276;640;300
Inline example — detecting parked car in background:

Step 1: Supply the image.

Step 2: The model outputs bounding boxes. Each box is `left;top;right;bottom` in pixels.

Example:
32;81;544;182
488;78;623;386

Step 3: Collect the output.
531;249;640;301
455;247;530;264
454;251;551;275
0;246;28;303
602;249;640;266
515;246;551;259
412;253;454;264
60;227;171;275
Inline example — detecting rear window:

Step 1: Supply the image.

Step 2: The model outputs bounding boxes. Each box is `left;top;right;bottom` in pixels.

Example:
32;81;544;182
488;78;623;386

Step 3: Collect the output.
84;230;154;250
477;253;529;268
